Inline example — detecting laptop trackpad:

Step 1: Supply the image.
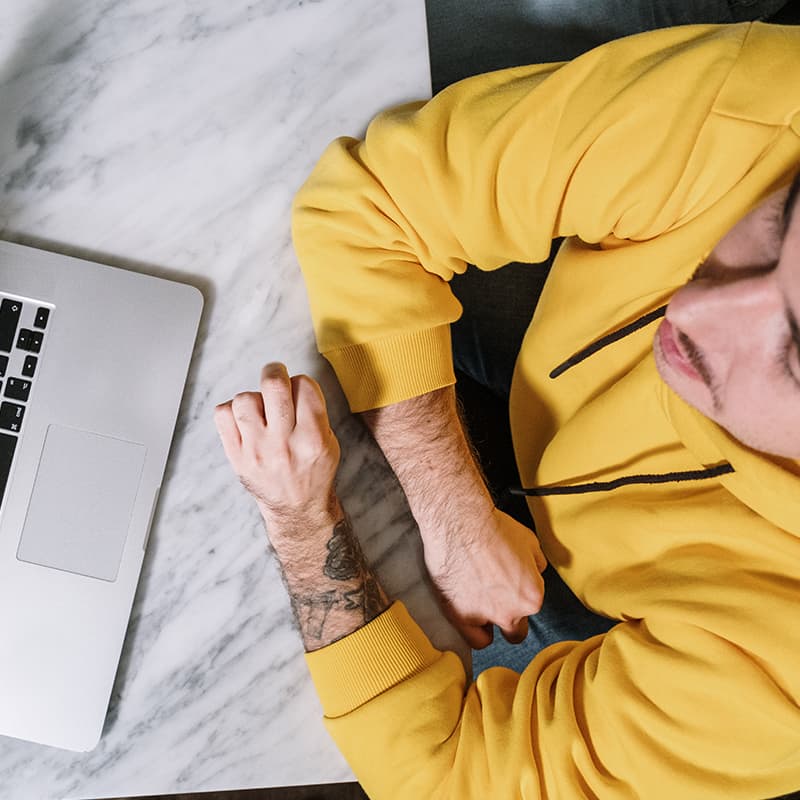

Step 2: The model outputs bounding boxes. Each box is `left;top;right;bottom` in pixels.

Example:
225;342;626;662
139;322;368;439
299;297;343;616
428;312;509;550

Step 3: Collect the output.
17;425;146;582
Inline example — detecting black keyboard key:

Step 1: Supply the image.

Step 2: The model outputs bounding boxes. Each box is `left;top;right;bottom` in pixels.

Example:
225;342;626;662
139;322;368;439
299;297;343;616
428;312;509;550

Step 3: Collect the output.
0;402;24;433
15;329;43;353
0;355;7;377
5;378;31;402
28;331;43;353
0;433;18;509
34;307;49;329
21;356;37;378
0;300;22;353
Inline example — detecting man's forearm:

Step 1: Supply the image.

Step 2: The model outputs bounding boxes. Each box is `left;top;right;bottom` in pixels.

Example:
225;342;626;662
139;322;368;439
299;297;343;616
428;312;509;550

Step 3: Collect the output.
359;385;495;551
269;499;390;651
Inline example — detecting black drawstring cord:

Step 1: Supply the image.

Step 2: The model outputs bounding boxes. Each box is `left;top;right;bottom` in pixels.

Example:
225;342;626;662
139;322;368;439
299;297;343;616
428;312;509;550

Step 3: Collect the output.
507;462;734;497
549;305;668;379
508;304;732;499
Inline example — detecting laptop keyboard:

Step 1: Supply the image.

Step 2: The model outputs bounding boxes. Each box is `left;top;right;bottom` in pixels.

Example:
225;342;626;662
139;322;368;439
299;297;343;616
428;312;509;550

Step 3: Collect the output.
0;295;52;510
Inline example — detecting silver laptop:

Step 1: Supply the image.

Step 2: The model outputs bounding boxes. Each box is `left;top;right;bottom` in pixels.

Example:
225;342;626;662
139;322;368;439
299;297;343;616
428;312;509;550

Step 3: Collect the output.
0;240;203;752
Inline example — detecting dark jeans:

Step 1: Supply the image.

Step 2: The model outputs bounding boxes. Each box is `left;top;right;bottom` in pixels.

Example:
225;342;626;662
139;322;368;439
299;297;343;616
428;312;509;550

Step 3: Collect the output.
450;249;619;677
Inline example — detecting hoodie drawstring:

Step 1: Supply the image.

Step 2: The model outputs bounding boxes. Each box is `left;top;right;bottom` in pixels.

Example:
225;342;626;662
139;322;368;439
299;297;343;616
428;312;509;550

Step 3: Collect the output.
509;462;734;497
507;303;736;498
549;305;667;379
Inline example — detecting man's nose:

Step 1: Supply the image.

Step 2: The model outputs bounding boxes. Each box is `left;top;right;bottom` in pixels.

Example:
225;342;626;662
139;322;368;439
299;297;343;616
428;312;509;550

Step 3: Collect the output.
667;270;782;362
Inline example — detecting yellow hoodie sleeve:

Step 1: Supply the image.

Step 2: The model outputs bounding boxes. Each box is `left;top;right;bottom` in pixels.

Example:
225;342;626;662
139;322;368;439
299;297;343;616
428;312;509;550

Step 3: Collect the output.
291;24;749;412
305;602;799;799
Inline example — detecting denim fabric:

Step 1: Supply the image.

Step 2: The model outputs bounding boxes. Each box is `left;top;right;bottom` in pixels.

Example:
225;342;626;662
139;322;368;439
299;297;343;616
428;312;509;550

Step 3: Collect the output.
451;252;557;402
470;564;617;676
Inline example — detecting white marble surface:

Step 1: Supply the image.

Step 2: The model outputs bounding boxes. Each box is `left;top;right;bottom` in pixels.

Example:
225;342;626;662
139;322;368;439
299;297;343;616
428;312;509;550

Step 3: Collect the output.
0;2;468;797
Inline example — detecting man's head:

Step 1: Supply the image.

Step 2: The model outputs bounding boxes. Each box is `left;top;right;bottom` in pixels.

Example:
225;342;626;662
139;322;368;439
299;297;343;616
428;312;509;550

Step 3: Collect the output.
654;172;800;459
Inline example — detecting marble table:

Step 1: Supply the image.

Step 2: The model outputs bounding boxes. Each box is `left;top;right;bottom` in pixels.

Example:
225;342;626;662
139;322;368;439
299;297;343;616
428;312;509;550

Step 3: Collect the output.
0;2;468;797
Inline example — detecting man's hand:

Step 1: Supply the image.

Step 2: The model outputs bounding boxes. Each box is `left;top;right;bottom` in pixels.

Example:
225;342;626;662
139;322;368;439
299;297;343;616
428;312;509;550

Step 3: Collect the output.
214;362;389;650
422;506;548;649
214;362;342;537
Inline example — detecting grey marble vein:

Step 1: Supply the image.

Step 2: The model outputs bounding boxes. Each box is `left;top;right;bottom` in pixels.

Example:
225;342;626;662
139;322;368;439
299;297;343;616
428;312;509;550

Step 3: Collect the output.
0;1;463;798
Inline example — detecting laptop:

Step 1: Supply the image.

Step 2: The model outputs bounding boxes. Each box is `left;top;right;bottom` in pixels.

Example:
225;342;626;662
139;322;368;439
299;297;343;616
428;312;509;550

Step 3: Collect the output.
0;240;203;752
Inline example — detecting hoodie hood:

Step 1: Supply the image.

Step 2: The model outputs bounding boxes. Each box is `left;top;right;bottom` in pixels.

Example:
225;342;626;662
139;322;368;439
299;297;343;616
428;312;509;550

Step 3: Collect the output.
666;386;800;538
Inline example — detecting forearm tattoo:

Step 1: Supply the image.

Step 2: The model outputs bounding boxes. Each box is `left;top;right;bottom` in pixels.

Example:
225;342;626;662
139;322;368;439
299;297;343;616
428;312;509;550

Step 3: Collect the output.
286;511;388;650
290;590;337;641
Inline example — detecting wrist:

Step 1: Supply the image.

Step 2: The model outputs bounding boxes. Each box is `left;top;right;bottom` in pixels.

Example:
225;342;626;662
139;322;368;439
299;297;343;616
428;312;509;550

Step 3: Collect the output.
262;494;344;567
411;469;494;535
260;488;342;534
262;501;390;651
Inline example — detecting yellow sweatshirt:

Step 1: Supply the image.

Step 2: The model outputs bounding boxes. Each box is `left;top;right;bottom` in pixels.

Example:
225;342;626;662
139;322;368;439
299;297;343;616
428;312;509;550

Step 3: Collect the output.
293;22;800;799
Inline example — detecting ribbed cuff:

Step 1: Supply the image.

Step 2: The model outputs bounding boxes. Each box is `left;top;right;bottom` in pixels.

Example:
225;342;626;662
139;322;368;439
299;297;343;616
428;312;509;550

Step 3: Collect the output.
323;325;456;412
305;602;441;718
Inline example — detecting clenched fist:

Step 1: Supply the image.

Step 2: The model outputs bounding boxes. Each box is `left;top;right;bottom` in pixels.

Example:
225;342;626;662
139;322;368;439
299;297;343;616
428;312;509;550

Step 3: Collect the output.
214;362;342;537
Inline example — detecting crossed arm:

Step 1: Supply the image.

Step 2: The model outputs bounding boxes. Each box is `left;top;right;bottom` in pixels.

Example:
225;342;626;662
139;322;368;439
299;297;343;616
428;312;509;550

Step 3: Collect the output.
214;363;546;652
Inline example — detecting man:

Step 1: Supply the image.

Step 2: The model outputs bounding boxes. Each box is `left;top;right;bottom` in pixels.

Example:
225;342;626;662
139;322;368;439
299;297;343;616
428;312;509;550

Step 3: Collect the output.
215;21;800;800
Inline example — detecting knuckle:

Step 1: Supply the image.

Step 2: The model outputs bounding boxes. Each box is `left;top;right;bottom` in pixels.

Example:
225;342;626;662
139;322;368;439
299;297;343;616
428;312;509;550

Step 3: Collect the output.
232;392;260;415
294;374;323;399
300;427;326;450
231;391;252;405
